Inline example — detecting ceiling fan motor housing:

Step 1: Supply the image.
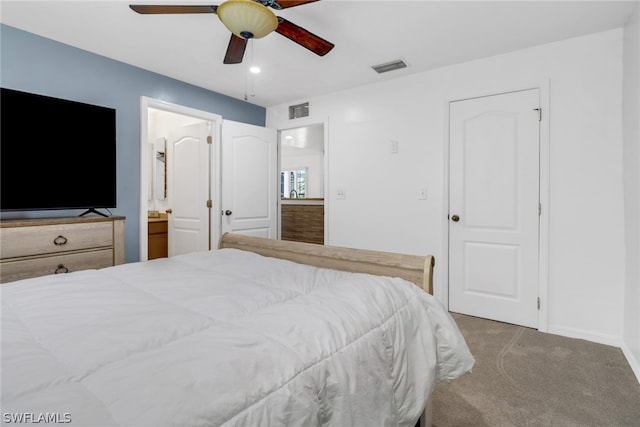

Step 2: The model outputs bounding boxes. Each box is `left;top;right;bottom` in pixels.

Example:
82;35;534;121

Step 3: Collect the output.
217;0;278;39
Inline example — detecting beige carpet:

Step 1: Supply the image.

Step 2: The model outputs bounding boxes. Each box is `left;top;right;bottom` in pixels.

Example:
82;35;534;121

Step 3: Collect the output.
432;313;640;427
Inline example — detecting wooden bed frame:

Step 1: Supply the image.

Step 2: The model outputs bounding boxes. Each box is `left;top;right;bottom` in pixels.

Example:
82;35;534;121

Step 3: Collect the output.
219;233;436;426
219;233;435;295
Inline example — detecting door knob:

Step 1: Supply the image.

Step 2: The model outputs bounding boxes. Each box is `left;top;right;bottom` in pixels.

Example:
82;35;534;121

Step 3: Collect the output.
451;214;460;222
225;210;233;216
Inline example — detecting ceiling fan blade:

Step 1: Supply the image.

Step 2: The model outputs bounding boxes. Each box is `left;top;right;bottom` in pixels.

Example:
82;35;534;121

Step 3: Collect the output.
275;17;334;57
274;0;320;9
129;5;218;14
223;34;248;64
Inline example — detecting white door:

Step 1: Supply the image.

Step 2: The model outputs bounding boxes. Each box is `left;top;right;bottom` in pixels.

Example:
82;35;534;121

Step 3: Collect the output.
449;89;540;328
221;120;277;238
166;122;212;256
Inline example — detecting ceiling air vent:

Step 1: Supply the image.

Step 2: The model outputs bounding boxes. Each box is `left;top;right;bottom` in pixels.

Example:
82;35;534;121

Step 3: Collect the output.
289;102;309;119
372;59;407;74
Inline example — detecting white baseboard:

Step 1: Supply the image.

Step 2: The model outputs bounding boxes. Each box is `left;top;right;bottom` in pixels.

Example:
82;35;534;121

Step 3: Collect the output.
622;343;640;384
546;325;621;347
547;326;640;384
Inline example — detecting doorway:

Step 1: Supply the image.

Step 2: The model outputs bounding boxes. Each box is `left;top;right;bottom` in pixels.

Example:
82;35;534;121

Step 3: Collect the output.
140;100;280;260
448;89;541;328
139;98;221;261
278;123;326;245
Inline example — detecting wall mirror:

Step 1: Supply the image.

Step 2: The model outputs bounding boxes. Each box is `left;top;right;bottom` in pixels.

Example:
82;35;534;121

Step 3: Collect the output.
153;138;166;201
280;124;324;199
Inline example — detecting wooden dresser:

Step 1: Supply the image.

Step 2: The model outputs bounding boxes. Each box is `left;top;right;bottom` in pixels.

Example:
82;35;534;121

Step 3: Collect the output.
0;216;125;283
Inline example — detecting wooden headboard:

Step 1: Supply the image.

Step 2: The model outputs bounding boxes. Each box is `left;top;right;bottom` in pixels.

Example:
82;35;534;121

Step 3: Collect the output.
219;233;434;295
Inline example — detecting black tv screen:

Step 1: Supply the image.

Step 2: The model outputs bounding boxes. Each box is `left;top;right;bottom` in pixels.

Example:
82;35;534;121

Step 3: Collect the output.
1;88;116;213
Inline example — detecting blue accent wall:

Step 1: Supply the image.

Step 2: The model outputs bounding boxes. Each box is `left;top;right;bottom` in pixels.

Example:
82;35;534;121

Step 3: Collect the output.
0;24;266;262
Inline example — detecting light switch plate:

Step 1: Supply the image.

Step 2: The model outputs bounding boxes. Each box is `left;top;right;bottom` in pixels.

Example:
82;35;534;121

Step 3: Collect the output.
390;140;399;154
418;188;427;200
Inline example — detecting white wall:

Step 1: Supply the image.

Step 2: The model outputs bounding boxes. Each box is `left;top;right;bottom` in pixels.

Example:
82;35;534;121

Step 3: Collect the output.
267;29;626;347
622;1;640;381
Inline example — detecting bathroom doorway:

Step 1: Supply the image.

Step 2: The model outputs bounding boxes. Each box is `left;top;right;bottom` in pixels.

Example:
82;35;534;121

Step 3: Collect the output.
139;97;221;261
278;123;326;245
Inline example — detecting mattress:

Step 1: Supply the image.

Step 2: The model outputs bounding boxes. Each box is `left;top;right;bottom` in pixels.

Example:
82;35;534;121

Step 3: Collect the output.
1;248;474;426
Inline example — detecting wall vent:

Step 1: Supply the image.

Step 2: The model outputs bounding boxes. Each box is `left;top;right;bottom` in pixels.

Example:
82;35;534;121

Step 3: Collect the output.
289;102;309;119
372;59;407;74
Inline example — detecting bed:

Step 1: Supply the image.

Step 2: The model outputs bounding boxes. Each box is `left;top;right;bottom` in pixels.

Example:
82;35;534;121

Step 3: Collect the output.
1;233;474;426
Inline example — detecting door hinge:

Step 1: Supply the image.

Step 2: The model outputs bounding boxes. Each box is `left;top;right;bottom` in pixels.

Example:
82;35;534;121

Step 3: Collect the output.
206;199;212;208
539;203;542;216
534;108;542;122
207;135;213;144
537;297;541;310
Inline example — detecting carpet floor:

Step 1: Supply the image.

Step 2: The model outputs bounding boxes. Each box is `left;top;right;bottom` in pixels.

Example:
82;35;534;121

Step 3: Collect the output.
432;313;640;427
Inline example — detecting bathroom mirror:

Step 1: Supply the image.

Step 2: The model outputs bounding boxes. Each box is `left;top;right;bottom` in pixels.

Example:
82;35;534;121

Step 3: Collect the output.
154;138;166;201
280;124;324;199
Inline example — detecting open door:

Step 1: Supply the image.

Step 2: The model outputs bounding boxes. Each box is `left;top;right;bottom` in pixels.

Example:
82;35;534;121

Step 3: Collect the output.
220;120;277;239
166;122;212;256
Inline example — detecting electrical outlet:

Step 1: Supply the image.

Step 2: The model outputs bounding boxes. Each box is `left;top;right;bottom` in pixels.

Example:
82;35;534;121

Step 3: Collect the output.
336;189;346;200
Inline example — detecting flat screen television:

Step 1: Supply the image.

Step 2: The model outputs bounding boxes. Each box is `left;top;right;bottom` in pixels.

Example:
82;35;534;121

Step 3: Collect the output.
1;88;116;215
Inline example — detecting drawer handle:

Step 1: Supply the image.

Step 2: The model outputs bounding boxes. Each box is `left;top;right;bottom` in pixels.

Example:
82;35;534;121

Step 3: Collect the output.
53;235;68;245
55;264;69;274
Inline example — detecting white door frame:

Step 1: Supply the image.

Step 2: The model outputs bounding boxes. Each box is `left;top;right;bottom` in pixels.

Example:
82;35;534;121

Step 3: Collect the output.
440;80;550;332
139;97;222;261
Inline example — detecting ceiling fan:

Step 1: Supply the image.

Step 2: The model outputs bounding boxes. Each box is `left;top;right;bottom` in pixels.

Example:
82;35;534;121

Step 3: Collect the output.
129;0;335;64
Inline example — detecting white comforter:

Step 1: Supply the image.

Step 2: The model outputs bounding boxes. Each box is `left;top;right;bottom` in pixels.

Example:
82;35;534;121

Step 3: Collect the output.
1;248;473;427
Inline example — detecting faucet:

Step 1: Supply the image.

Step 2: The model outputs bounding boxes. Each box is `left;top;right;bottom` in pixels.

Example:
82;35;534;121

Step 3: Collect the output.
290;190;298;199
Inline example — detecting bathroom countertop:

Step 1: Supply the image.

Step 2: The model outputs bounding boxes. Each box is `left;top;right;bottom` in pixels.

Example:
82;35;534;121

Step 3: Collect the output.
280;198;324;205
148;213;168;222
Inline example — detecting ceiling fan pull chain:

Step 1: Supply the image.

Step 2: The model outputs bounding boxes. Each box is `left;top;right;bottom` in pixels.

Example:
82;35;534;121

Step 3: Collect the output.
244;58;248;101
244;40;250;100
249;40;256;98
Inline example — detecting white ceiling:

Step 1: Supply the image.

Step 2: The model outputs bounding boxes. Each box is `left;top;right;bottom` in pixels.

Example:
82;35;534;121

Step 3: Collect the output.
0;0;636;108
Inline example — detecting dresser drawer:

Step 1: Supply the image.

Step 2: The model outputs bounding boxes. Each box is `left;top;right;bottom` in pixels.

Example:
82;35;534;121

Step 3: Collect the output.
0;249;114;283
0;222;113;259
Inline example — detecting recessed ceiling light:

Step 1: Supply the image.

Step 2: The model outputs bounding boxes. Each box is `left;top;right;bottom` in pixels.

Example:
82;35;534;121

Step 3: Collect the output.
249;66;261;74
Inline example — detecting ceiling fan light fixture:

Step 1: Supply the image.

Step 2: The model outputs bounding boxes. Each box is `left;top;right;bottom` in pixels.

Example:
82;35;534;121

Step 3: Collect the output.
217;0;278;39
